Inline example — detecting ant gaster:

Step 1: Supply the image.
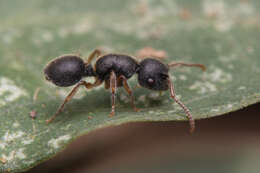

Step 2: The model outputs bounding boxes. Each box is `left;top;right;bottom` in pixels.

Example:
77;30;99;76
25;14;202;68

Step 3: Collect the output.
44;49;206;133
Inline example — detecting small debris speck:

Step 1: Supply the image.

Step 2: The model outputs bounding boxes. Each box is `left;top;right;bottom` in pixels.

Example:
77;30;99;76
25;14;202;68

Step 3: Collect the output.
0;157;7;164
136;47;168;59
179;8;192;20
29;110;37;119
133;0;148;16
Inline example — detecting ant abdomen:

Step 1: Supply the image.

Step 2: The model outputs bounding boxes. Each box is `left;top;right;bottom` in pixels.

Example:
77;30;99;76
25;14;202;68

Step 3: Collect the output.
44;55;85;87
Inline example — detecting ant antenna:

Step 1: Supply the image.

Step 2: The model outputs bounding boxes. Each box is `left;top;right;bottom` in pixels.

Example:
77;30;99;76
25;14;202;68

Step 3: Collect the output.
167;61;206;133
168;62;206;71
168;78;195;133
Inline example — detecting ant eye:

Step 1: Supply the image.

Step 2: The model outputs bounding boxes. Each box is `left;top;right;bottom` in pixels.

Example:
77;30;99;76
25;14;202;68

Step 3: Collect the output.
148;78;154;83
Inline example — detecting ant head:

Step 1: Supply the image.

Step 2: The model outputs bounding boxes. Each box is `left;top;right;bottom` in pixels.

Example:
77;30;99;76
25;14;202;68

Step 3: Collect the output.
137;58;169;90
44;55;86;87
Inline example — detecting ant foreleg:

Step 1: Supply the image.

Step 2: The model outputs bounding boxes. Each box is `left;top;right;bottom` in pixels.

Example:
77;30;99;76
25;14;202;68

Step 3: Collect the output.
109;71;117;117
119;75;140;112
168;78;195;133
168;62;206;71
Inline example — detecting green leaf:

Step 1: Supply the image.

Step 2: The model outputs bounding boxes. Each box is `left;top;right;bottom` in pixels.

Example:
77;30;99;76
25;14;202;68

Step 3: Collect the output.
1;0;260;172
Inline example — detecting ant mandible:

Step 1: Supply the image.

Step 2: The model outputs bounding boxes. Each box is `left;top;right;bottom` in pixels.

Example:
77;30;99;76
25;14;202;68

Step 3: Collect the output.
44;49;206;133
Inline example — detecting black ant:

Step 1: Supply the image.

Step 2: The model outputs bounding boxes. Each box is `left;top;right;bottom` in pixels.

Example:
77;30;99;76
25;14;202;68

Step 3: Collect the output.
44;49;205;133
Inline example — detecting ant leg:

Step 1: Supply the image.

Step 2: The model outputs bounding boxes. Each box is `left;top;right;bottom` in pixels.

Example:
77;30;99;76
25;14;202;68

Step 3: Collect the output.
133;83;141;90
168;62;206;71
168;78;195;133
119;75;140;112
46;81;85;123
83;78;103;89
104;79;110;89
109;71;117;117
46;79;102;123
86;49;102;64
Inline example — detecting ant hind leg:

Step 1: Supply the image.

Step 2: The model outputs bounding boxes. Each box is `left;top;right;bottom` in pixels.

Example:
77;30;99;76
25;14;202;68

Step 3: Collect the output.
46;79;102;123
